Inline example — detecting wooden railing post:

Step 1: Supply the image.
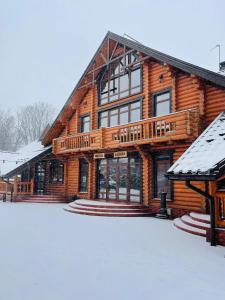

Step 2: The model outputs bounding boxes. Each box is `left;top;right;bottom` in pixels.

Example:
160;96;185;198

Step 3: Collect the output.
30;178;34;195
13;176;18;198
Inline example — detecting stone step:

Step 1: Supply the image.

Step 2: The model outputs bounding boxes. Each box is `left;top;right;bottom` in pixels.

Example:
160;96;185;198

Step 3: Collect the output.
174;217;206;237
64;199;152;217
73;199;144;209
69;203;152;213
189;212;210;224
181;215;210;230
64;207;152;217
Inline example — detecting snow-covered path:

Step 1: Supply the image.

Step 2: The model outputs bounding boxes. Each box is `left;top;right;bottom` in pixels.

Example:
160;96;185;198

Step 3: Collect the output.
0;203;224;300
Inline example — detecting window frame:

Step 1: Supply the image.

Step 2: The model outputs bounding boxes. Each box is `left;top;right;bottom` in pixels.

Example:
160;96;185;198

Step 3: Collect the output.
49;160;64;184
97;53;143;106
80;114;91;133
152;151;173;201
78;158;89;193
97;98;143;128
152;89;172;117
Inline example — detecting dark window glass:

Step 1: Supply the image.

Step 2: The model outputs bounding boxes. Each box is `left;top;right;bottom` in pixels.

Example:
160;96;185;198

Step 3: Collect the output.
79;159;89;192
80;115;90;133
98;52;141;104
153;91;171;117
49;160;64;183
153;154;172;199
217;179;225;191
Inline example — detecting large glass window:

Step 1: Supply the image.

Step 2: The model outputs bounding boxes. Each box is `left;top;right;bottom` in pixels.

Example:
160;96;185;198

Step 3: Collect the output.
79;159;89;192
49;160;64;183
153;91;171;117
153;153;172;199
80;115;90;133
98;100;141;128
98;52;141;105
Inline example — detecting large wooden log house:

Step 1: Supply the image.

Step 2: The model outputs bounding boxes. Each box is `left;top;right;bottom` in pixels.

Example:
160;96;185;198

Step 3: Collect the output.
4;32;225;226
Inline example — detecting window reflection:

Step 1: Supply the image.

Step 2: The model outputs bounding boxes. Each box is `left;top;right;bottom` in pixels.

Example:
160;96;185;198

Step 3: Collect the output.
98;52;141;104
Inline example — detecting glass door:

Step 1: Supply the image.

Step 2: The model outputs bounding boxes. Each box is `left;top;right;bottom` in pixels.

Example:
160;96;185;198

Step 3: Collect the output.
97;154;142;202
34;162;46;195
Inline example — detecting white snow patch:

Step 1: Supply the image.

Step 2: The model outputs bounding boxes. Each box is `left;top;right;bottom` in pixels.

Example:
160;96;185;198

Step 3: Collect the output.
0;141;50;176
0;203;224;300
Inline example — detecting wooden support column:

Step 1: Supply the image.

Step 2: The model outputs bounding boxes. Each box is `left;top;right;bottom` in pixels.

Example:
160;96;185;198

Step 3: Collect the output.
142;61;150;119
64;159;68;199
135;145;150;206
82;154;94;199
13;176;18;198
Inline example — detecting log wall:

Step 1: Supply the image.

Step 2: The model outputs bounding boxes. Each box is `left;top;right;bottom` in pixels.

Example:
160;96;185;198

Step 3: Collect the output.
48;58;225;215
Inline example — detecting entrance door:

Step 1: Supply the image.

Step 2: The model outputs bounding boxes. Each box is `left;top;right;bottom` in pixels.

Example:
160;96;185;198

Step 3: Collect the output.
34;162;46;195
97;153;141;202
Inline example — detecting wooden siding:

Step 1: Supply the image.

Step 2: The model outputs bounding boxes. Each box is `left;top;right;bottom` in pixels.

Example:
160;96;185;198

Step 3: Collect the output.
33;57;225;215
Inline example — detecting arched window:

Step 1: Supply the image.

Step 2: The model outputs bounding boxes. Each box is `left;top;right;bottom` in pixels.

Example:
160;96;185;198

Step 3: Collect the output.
49;160;64;183
98;52;141;105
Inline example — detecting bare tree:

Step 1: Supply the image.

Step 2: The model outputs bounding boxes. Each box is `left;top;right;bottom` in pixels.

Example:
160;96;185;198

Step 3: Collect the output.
15;102;55;147
0;110;16;151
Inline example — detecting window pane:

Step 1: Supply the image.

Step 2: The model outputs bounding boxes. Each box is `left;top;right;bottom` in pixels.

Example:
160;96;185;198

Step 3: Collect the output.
81;115;90;132
120;111;129;124
110;114;118;127
130;108;141;122
131;68;141;88
120;105;128;112
156;92;170;103
120;73;129;93
130;101;141;110
156;159;171;198
110;77;119;95
100;117;108;128
155;101;170;116
79;159;88;192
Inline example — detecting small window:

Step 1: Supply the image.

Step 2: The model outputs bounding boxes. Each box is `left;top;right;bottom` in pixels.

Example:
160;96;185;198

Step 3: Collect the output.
80;115;90;133
79;159;89;192
153;153;172;199
49;160;64;183
217;178;225;191
153;91;171;117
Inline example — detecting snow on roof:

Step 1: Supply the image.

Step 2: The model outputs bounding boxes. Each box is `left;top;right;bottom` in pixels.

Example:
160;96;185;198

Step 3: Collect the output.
0;141;50;177
168;111;225;175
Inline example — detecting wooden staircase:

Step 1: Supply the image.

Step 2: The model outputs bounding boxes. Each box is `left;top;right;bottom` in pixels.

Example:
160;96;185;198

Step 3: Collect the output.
64;199;153;217
174;212;210;237
14;194;67;203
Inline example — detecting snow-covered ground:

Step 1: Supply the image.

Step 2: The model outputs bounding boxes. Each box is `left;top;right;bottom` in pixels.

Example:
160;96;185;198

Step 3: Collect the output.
0;203;224;300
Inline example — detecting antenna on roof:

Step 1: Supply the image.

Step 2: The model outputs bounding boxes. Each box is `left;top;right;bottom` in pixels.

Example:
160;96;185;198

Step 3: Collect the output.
123;33;142;45
210;44;225;72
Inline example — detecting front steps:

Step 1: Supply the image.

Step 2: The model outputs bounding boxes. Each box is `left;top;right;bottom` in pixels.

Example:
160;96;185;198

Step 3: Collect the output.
174;212;210;237
64;199;153;217
14;194;67;203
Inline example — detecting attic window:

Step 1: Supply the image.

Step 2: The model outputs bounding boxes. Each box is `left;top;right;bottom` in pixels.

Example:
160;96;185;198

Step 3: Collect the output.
98;52;141;105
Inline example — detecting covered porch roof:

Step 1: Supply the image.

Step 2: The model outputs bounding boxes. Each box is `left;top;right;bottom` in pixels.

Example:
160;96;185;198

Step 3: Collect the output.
167;111;225;181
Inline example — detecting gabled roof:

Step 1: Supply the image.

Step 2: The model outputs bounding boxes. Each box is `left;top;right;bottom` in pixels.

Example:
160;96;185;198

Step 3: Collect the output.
42;31;225;145
167;111;225;180
0;141;51;178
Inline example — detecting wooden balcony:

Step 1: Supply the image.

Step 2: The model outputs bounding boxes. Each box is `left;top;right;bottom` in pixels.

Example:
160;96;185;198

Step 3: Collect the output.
53;108;200;155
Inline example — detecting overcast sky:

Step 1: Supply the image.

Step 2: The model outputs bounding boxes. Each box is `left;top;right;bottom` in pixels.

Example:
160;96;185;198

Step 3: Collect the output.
1;0;225;114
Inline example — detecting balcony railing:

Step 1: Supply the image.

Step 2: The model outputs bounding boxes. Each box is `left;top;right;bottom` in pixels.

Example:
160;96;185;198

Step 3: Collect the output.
53;108;200;154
